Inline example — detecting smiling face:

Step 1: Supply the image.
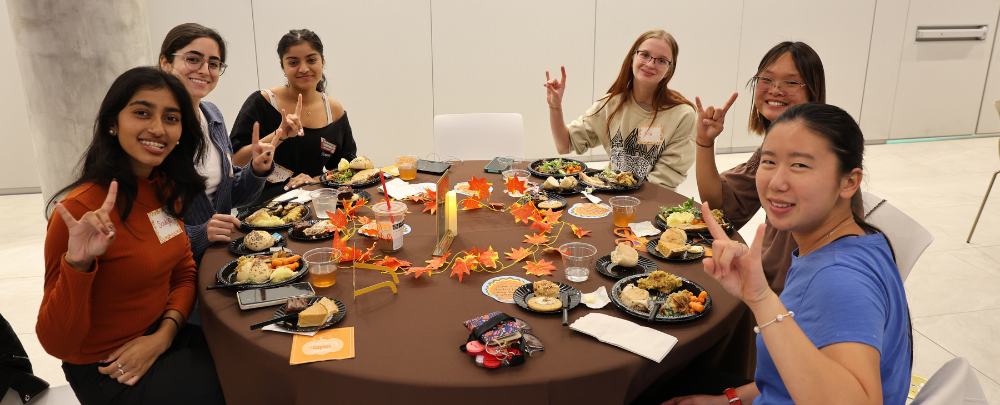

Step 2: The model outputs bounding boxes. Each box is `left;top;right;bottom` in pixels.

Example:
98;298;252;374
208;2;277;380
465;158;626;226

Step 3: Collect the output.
160;37;221;103
112;88;183;178
753;52;809;122
281;42;323;91
755;120;856;234
631;38;672;87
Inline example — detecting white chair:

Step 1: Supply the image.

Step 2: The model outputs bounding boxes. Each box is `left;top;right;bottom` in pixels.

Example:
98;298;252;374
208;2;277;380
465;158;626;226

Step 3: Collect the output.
2;386;79;405
863;192;934;282
433;113;523;160
911;357;989;404
967;100;1000;243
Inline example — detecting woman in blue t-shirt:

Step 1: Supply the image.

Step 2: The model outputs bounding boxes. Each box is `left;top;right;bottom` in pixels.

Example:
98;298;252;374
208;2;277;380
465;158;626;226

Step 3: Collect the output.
665;103;911;405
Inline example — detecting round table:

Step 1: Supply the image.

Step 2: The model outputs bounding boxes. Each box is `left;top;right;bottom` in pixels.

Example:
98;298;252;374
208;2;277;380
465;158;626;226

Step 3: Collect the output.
196;161;749;404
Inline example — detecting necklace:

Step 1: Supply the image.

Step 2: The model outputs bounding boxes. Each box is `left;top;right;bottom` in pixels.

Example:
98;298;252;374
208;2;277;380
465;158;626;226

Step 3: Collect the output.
286;87;312;116
802;218;855;255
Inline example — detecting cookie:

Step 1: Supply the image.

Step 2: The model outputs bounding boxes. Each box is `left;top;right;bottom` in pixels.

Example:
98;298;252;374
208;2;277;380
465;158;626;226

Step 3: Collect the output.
532;280;559;298
527;296;562;312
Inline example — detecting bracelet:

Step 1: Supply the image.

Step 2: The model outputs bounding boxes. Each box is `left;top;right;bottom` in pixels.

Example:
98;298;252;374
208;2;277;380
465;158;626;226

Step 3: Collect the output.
724;387;742;405
158;316;181;332
696;141;714;148
754;310;794;333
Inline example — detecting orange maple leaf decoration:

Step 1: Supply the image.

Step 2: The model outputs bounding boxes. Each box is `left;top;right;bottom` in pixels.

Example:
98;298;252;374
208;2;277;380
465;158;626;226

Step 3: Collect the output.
461;247;480;258
359;224;379;238
511;201;537;224
450;256;475;282
477;247;500;268
426;251;450;269
422;188;438;214
355;216;376;225
325;209;349;230
542;209;562;224
570;224;592;238
467;176;493;199
331;231;347;257
506;247;531;262
404;267;434;278
523;233;549;244
524;260;557;277
347;242;377;263
504;174;527;195
461;196;484;210
343;198;366;218
529;218;552;234
541;246;563;254
374;256;411;271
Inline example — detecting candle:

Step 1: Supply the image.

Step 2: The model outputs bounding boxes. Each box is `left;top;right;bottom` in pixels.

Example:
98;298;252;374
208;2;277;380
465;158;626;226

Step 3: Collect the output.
446;190;458;236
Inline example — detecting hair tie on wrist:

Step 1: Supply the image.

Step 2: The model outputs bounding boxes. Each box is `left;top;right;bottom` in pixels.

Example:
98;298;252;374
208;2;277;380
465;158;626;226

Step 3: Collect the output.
696;141;714;148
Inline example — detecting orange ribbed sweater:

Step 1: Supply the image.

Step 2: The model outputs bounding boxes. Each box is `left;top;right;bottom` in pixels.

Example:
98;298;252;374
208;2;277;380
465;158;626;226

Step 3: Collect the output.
37;179;197;365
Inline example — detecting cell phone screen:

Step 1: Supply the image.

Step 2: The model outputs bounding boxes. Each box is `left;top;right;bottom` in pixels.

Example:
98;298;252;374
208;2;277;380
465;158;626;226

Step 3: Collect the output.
237;283;314;305
483;157;509;174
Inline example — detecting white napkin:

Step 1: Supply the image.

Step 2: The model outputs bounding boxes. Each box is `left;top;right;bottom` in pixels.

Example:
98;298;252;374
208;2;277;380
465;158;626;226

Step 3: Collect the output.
582;286;611;309
629;221;660;237
382;178;425;200
569;313;677;362
274;188;312;203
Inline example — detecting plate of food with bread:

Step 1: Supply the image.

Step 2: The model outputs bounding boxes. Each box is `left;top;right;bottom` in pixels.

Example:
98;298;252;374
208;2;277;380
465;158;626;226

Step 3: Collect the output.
595;243;657;279
287;219;339;242
213;249;308;290
229;230;287;255
321;156;390;189
646;228;706;262
656;198;731;234
540;175;585;196
273;296;347;332
578;168;642;192
527;158;587;180
239;201;311;231
527;191;567;211
512;280;581;314
610;271;711;322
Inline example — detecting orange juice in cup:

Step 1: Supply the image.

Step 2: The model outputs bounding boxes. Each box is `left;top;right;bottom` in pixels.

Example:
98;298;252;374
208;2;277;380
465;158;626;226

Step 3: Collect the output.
609;196;640;228
396;155;418;181
305;248;342;288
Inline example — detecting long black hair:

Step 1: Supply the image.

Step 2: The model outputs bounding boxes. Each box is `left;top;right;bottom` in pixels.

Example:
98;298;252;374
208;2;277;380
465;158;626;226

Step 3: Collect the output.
747;42;826;135
768;102;912;370
277;29;327;93
47;66;206;222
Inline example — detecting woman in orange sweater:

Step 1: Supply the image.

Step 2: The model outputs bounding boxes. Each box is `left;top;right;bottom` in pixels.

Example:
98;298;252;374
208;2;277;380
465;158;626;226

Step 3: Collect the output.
39;67;232;404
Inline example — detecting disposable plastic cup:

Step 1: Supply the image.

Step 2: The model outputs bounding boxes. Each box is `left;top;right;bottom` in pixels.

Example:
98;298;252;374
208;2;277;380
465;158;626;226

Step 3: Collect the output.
501;169;529;197
311;188;338;219
305;247;342;288
609;196;640;228
371;201;408;252
396;155;419;181
559;242;597;282
500;156;523;171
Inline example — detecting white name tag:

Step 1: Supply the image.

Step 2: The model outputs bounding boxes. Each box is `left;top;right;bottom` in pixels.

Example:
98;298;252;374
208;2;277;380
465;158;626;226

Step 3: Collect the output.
267;163;293;183
638;124;664;145
147;208;183;244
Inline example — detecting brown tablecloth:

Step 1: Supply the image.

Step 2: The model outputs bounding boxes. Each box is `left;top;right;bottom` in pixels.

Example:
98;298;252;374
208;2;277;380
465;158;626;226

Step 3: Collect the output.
197;161;749;405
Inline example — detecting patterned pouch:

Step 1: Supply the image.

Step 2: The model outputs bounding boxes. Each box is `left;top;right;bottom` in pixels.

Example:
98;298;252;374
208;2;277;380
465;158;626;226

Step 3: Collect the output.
610;147;651;183
463;311;521;343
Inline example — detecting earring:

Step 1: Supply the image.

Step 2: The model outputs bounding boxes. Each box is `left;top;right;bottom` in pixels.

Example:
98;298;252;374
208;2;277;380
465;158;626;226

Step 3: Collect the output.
109;129;115;136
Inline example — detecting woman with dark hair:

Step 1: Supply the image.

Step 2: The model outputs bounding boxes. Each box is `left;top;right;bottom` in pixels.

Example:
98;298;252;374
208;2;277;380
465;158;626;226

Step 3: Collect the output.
545;29;696;190
231;28;357;205
38;67;225;404
665;103;911;405
159;22;276;261
695;42;830;293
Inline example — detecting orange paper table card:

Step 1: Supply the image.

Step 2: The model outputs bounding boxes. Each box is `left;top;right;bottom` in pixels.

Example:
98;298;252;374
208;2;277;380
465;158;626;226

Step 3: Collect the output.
290;327;355;365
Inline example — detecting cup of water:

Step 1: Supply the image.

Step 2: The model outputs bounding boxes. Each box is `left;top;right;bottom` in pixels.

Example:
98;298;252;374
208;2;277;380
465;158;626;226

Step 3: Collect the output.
311;188;338;218
559;242;597;282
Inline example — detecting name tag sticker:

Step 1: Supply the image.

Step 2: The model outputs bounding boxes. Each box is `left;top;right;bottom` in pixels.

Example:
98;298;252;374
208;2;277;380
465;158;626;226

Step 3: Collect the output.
267;163;293;183
638;125;664;145
147;208;182;244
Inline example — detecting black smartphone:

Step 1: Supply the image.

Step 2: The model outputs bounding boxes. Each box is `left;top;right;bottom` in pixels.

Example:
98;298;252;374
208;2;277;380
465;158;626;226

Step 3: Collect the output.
483;157;509;174
237;282;315;310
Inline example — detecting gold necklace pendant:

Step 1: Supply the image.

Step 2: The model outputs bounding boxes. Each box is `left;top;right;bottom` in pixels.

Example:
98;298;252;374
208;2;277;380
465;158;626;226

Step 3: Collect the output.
308;111;312;116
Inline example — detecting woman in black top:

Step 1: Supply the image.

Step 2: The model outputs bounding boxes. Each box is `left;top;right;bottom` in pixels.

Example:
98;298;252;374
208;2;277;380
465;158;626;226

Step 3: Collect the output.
231;29;357;204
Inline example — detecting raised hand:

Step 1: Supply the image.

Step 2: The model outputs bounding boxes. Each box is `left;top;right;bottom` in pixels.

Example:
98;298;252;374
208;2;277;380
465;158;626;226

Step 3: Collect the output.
281;93;304;138
250;122;277;174
700;201;772;305
206;214;242;243
544;66;567;109
54;180;118;272
694;92;738;147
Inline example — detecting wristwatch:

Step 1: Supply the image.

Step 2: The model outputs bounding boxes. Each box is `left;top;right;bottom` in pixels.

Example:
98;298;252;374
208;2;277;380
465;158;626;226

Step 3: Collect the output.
724;387;742;405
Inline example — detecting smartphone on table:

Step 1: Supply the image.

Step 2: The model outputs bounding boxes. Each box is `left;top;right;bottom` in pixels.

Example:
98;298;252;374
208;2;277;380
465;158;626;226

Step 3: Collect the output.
237;282;315;310
483;157;509;174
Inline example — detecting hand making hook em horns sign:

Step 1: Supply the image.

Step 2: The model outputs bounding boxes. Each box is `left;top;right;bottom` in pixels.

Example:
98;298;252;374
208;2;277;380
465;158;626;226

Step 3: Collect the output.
701;201;774;306
544;66;567;110
694;92;738;148
250;122;277;175
53;180;119;272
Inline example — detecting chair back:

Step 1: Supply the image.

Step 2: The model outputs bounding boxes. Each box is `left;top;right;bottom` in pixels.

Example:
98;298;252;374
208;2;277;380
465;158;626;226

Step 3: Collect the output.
862;192;933;282
433;113;523;160
911;357;989;404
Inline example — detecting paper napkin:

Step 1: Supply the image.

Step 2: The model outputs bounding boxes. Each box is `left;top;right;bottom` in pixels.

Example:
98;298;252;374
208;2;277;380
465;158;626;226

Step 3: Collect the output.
290;327;355;365
569;313;677;362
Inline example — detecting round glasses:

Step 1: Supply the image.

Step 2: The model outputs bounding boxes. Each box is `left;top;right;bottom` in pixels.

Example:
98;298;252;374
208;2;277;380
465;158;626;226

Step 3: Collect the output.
753;76;805;95
172;52;227;76
634;50;673;69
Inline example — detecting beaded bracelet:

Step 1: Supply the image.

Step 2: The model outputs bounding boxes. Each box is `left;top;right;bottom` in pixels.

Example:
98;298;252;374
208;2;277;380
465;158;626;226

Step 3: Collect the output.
754;311;794;333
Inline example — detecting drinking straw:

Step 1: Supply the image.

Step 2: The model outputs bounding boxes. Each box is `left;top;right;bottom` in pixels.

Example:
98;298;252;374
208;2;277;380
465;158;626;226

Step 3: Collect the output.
379;172;394;223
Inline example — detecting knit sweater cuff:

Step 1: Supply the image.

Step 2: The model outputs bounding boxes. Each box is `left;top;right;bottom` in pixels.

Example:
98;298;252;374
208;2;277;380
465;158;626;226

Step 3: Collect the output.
186;222;211;258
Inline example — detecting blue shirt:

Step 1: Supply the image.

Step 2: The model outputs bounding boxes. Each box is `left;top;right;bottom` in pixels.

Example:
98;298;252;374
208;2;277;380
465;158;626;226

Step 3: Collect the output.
754;233;911;404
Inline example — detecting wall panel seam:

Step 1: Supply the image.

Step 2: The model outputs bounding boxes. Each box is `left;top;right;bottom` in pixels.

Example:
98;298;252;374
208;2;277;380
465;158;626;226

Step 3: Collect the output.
858;0;879;124
975;6;1000;133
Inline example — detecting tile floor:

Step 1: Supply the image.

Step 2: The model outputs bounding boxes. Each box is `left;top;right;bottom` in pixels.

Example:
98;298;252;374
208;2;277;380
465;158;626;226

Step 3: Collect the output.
1;137;998;401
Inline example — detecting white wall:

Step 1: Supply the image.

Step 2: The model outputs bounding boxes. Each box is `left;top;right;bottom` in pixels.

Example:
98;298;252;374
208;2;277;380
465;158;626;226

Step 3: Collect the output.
4;0;1000;191
0;0;40;191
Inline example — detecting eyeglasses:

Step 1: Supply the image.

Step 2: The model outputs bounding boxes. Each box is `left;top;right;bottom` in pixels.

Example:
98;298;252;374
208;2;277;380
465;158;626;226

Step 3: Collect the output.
753;76;805;95
634;50;673;68
171;52;227;76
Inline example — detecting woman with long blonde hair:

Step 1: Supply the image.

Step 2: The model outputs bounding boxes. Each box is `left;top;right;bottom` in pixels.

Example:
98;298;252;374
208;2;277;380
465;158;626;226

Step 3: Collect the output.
545;29;695;190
